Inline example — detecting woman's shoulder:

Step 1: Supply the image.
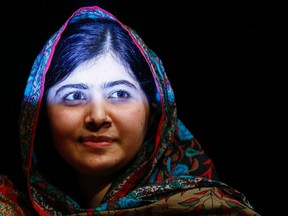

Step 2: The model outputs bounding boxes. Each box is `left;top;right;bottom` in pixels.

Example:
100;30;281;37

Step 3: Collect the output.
0;174;34;215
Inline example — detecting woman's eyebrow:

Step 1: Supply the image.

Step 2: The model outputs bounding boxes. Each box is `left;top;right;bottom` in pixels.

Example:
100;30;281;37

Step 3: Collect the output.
103;80;136;89
55;80;136;95
55;83;87;95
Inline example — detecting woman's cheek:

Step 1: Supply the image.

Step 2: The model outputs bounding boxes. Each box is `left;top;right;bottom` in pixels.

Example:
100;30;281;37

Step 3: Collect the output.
48;107;81;135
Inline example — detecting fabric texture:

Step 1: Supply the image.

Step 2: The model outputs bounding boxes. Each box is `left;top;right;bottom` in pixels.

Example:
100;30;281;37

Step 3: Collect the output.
1;6;260;216
0;175;33;215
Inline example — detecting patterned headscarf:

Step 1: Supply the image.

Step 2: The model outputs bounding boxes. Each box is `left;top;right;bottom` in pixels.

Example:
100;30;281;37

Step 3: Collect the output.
16;6;259;215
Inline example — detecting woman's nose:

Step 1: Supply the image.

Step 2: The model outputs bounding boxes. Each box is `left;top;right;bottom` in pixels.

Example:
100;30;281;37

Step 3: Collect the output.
85;101;111;131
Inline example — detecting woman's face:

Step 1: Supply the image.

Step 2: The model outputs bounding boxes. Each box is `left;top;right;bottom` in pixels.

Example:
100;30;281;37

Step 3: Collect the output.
46;52;150;177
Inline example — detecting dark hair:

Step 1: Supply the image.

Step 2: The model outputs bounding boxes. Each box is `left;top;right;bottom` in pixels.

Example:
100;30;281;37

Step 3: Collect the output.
44;18;158;106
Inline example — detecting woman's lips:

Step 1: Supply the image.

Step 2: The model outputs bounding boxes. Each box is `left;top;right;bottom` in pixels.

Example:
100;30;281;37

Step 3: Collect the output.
79;135;114;148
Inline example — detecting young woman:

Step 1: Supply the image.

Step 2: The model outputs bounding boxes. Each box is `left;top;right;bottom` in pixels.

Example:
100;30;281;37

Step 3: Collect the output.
0;6;260;215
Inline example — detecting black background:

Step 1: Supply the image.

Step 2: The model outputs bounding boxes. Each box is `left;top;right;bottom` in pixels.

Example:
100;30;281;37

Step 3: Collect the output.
1;1;287;215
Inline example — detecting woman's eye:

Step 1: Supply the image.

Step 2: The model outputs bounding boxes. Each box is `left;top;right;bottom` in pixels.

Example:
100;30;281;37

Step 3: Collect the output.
109;90;131;99
64;91;86;101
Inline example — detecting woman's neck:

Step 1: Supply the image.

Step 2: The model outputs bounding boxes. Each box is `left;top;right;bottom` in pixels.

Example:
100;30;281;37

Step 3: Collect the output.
76;173;112;208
